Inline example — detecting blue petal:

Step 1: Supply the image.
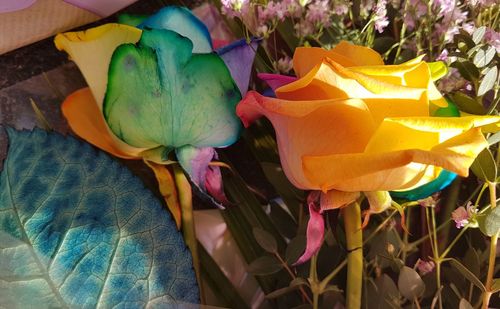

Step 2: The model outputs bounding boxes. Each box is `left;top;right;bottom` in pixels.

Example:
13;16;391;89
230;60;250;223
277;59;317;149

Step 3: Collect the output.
216;38;260;96
139;6;213;53
390;170;457;201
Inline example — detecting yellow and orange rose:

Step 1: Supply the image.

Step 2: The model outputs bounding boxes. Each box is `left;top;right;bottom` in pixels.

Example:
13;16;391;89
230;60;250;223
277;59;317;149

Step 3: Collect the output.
238;41;499;195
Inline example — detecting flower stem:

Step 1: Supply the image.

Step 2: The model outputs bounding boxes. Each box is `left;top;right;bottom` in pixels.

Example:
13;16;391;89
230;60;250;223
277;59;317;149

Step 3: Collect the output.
344;202;363;309
481;181;498;309
310;254;319;309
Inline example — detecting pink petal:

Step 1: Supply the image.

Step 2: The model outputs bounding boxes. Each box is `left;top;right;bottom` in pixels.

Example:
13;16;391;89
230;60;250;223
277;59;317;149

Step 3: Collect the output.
258;73;297;91
213;39;230;49
176;146;227;208
63;0;137;17
205;165;230;205
294;194;324;265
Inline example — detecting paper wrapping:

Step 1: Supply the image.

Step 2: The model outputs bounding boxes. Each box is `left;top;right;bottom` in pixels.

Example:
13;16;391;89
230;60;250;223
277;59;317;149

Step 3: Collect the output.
0;0;137;55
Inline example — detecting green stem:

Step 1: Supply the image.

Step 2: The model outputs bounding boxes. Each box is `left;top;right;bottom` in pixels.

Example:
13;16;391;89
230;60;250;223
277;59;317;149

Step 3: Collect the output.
440;227;469;259
344;202;363;309
274;253;313;304
482;182;498;309
431;207;443;309
310;254;319;309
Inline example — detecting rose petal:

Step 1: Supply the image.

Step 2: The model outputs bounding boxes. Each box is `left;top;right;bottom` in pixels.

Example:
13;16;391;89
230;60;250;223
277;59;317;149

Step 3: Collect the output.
294;199;324;265
276;59;428;103
104;29;242;149
205;165;230;205
139;5;213;53
176;146;226;208
61;87;146;159
391;169;457;201
144;160;182;228
237;91;377;190
303;127;491;192
216;38;259;96
293;41;384;77
55;23;142;106
320;190;359;211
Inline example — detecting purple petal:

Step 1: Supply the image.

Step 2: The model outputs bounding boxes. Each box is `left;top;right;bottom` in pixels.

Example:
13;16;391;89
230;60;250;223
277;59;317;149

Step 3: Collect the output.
0;0;36;13
216;38;260;96
176;145;226;208
257;73;297;91
294;198;324;265
63;0;137;17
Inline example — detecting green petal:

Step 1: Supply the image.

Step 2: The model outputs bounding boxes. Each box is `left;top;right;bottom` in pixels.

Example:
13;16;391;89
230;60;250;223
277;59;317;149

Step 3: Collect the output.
103;29;242;150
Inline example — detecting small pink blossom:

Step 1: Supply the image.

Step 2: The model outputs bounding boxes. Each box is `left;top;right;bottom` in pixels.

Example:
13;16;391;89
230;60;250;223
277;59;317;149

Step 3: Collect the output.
416;259;435;275
373;0;389;34
451;202;478;229
275;56;293;74
485;28;500;53
305;0;332;26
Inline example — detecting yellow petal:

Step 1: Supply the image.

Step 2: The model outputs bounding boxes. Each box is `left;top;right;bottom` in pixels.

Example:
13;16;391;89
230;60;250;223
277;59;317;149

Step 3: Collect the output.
145;160;182;229
55;23;142;106
62;87;147;159
277;59;428;102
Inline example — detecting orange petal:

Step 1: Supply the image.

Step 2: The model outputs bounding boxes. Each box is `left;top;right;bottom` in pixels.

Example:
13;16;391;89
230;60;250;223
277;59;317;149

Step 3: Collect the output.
237;91;376;189
61;87;147;159
292;41;384;77
302;127;489;192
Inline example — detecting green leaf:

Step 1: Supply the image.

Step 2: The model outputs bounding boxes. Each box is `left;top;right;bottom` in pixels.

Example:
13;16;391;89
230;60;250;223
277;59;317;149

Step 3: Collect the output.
472;26;486;44
270;200;298;239
290;277;310;288
451;61;480;82
428;61;448;81
253;227;278;253
285;236;306;264
322;285;342;293
449;258;486;291
247;256;283;275
470;148;497;182
473;46;496;68
397;266;425;300
451;92;486;115
478;66;498;96
0;129;198;307
459;298;474;309
477;206;500;237
454;32;476;51
265;285;298;299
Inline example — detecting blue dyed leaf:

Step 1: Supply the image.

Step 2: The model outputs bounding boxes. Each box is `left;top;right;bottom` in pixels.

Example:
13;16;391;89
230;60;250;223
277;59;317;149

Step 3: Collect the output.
0;128;199;308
